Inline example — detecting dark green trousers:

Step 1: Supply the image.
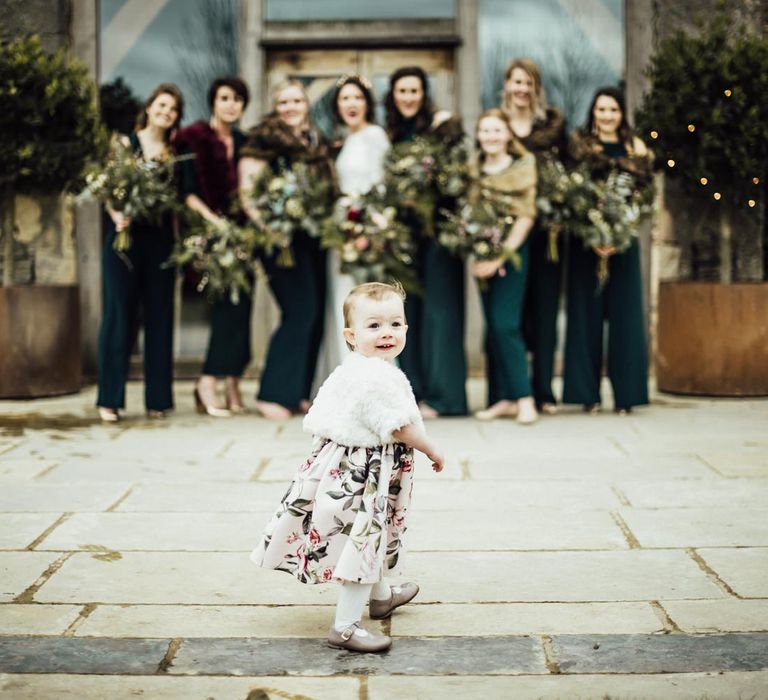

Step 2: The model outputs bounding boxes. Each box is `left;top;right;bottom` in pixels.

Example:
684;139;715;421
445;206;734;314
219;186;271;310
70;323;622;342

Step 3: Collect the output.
97;219;175;411
420;240;467;414
522;223;563;407
482;243;532;403
398;236;427;402
202;286;252;378
259;231;326;408
563;241;649;409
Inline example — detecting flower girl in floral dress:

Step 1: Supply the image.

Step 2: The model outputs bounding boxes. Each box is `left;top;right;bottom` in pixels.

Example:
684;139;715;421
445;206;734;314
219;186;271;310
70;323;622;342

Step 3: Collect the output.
251;282;444;652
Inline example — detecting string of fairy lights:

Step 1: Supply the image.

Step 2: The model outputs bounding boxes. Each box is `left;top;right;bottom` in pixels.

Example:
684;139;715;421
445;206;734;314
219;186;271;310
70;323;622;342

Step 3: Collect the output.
648;88;760;208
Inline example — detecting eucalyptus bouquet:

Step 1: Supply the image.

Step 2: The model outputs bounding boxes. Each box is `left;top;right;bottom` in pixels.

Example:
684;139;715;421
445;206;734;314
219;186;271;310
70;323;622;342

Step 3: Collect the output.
248;159;333;267
167;212;261;305
320;185;417;290
535;156;575;262
383;138;439;233
77;138;184;251
568;169;654;285
433;139;470;199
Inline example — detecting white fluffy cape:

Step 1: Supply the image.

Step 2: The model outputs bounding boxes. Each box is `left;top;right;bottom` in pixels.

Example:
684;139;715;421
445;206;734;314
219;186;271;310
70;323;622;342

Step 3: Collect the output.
303;352;423;447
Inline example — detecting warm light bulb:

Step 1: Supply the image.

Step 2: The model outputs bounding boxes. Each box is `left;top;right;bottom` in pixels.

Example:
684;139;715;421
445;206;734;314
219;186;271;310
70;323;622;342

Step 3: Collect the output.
713;192;722;201
650;130;659;139
687;124;696;132
753;177;760;185
748;199;756;208
700;177;708;185
667;159;675;168
724;89;732;97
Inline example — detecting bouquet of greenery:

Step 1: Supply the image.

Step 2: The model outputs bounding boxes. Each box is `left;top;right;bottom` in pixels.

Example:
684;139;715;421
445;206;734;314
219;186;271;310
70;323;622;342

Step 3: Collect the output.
439;189;522;268
320;185;418;290
433;139;470;200
77;138;184;251
167;212;261;305
534;156;575;263
248;159;333;267
383;138;439;233
568;169;654;285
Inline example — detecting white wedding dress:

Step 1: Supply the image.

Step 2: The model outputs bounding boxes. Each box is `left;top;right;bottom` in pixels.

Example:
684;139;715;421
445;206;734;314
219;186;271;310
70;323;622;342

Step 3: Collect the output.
313;124;391;393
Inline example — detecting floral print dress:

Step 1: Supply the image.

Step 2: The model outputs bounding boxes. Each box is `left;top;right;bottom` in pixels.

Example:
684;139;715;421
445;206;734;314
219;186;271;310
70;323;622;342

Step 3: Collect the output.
251;352;423;585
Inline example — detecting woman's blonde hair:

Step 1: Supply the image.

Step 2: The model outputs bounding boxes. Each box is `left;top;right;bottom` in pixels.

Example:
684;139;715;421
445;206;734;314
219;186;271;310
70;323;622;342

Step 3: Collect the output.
270;79;311;128
343;281;406;350
476;108;528;160
502;58;547;122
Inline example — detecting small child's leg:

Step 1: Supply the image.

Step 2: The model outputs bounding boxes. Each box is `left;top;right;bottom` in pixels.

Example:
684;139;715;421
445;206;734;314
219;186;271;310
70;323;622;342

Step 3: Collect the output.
370;579;391;601
334;582;374;630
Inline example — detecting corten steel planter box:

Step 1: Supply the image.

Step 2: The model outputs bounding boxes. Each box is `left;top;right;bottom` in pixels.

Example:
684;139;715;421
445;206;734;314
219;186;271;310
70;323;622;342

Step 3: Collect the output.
656;281;768;396
0;285;82;398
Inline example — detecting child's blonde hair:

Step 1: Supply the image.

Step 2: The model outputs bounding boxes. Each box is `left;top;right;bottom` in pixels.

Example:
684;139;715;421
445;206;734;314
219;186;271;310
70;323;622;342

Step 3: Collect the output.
343;281;407;350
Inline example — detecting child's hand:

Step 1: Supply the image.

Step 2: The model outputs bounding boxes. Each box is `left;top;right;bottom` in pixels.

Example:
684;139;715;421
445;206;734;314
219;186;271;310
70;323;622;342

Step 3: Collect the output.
429;450;445;473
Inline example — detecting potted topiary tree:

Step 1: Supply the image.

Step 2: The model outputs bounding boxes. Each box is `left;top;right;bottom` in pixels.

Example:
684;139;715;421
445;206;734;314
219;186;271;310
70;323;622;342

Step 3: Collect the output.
636;5;768;396
0;35;104;398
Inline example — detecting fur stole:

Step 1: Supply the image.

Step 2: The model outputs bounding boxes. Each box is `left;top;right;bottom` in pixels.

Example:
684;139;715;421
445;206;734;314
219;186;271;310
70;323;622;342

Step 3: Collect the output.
431;114;465;146
569;130;654;185
174;120;243;214
469;152;538;219
519;107;567;160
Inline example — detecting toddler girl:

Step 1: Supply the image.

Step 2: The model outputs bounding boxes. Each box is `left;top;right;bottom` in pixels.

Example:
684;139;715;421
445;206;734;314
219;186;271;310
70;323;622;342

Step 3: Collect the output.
251;282;444;652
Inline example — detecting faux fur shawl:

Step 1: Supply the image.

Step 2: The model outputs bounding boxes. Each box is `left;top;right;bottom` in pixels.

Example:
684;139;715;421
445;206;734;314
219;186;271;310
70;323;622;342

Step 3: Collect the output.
304;352;423;447
174;121;244;214
469;152;538;219
518;107;568;161
569;130;654;185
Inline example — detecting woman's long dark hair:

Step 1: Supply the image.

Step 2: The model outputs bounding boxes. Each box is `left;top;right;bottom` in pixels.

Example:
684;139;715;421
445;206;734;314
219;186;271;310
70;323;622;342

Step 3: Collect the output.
134;83;185;142
384;66;435;142
583;86;632;145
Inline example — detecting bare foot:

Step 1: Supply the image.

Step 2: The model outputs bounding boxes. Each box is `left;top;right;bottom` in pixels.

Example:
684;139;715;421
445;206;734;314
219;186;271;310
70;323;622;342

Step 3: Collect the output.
516;397;539;425
225;377;246;413
540;402;558;415
474;400;518;421
419;402;440;419
255;400;292;420
298;399;312;414
196;376;227;410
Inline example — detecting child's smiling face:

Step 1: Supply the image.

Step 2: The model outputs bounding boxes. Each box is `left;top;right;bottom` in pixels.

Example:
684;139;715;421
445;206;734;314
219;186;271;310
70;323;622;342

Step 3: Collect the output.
343;293;407;361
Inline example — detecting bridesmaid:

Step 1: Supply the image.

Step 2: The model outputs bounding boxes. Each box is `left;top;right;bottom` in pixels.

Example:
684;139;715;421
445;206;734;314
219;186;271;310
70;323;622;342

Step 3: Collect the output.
384;66;468;417
175;76;250;416
502;59;568;415
239;81;335;419
97;83;184;422
315;74;390;384
470;109;539;424
563;86;653;414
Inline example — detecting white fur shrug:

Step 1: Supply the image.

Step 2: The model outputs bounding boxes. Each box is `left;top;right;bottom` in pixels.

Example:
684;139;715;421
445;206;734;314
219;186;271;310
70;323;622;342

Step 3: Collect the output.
303;352;423;447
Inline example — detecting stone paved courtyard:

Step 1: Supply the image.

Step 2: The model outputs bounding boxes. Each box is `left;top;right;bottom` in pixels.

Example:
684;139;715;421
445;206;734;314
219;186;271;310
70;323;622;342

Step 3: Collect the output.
0;380;767;699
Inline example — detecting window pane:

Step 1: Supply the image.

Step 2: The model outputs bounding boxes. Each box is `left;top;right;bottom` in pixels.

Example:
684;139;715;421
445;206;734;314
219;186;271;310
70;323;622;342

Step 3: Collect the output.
266;0;456;21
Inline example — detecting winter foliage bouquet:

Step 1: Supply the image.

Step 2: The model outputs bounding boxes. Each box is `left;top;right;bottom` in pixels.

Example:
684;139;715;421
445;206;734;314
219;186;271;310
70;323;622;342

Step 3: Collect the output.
248;159;334;266
321;185;417;290
77;138;185;251
167;212;261;305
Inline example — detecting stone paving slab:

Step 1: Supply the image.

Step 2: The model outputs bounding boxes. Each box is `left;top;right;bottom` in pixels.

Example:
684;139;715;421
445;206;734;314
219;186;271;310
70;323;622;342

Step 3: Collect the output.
75;604;345;639
0;459;57;481
0;552;61;603
0;674;361;700
619;507;768;547
171;635;546;676
0;513;62;549
616;478;768;508
0;604;81;635
115;483;286;512
0;637;168;674
407;508;627;550
390;602;663;636
402;551;725;602
551;633;768;674
696;548;768;598
0;482;131;513
367;671;768;699
36;512;271;552
698;449;768;478
662;600;768;633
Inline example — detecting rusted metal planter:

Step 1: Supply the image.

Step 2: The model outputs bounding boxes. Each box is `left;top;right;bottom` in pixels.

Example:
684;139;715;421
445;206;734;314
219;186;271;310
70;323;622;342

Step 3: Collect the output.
656;281;768;396
0;285;82;398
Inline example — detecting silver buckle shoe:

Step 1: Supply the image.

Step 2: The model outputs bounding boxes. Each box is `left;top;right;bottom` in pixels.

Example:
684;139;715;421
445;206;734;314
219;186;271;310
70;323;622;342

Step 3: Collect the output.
327;622;392;653
369;582;420;620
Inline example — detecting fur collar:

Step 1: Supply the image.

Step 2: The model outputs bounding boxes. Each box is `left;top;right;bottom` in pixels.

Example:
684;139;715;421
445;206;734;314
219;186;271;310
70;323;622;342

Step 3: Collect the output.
569;130;654;184
519;107;567;157
241;115;330;164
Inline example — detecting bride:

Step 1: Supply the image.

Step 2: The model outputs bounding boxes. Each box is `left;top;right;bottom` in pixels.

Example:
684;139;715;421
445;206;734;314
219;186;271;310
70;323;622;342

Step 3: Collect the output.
314;74;391;385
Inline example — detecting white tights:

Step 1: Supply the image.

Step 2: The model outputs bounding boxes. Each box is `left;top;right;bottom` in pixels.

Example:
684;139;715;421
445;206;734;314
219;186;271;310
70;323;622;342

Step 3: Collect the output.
334;579;392;630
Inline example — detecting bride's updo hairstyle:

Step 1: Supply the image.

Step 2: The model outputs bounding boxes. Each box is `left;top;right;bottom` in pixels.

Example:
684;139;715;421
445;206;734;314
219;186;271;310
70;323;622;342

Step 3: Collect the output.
332;74;377;127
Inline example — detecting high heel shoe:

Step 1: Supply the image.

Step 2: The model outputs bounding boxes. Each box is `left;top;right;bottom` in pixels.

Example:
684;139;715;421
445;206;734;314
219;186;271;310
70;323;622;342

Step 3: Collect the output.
98;407;120;423
146;409;167;420
474;401;518;421
194;389;231;418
